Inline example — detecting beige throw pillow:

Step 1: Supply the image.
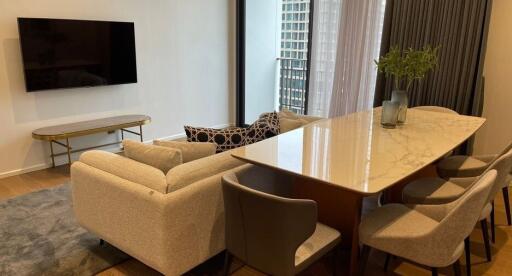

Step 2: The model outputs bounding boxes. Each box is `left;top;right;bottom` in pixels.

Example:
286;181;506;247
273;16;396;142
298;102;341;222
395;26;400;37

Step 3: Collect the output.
153;140;217;163
279;117;309;133
122;140;182;173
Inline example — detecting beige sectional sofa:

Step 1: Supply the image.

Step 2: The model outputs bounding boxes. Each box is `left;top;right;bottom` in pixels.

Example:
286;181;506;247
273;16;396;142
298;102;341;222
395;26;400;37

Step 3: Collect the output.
71;111;323;275
71;150;245;275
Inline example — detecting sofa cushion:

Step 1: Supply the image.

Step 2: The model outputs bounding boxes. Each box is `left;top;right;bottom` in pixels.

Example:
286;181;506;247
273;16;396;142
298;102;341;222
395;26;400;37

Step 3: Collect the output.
153;140;217;163
280;108;324;123
245;111;280;145
123;140;183;173
166;151;246;192
79;150;168;193
184;126;247;153
280;117;309;133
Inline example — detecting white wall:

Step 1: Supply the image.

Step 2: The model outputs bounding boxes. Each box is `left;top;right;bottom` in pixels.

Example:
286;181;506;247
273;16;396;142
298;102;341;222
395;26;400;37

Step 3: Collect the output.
0;0;235;177
474;0;512;155
244;0;280;124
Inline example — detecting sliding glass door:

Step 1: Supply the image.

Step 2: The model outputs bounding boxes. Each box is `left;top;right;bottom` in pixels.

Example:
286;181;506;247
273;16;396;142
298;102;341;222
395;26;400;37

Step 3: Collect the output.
237;0;313;126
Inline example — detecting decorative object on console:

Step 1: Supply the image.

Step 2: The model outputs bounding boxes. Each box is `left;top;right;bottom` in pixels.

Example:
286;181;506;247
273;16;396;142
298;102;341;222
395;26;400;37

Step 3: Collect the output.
123;140;182;173
185;126;247;153
375;45;440;123
32;114;151;167
153;140;217;163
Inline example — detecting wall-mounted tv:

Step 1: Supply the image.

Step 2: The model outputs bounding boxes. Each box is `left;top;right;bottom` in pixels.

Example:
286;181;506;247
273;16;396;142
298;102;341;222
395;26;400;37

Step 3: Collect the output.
18;18;137;92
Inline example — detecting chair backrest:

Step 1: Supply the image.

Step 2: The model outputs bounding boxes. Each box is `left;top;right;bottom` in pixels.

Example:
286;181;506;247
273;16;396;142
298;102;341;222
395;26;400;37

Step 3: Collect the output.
496;141;512;161
483;149;512;201
429;170;496;264
412;106;459;115
222;172;317;276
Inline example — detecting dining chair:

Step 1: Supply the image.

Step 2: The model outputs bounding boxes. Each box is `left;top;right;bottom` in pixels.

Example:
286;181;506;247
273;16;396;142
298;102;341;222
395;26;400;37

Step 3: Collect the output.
359;170;497;276
412;105;459;115
402;149;512;263
436;141;512;226
221;169;341;276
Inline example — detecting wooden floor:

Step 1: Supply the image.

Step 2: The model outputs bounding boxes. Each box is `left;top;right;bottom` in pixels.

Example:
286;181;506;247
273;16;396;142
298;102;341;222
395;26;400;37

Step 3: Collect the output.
1;166;512;275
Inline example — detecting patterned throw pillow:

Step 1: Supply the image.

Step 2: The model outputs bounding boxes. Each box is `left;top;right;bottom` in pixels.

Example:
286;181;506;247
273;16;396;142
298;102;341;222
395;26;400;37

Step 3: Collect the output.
245;111;280;145
184;126;247;153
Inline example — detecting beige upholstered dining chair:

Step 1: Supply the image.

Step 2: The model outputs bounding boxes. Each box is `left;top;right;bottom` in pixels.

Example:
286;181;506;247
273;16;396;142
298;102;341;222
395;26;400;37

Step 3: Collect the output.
359;170;497;276
221;168;341;276
403;149;512;263
436;141;512;227
412;105;459;115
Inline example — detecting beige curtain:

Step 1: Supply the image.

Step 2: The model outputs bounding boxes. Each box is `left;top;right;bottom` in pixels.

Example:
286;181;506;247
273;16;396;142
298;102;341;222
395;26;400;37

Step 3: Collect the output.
307;0;386;117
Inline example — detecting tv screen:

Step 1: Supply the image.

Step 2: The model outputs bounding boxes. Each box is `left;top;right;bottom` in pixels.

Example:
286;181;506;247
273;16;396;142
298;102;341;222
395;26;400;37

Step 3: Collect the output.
17;18;137;92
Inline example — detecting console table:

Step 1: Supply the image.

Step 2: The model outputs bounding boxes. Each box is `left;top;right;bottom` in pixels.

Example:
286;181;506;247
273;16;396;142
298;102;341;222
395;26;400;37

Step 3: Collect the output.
32;114;151;167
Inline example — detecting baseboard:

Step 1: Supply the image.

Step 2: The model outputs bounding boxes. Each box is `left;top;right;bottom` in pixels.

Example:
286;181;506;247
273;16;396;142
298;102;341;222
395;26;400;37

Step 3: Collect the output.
0;123;233;179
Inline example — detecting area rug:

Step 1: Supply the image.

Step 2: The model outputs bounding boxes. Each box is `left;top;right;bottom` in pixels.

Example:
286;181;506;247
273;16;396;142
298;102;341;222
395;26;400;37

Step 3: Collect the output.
0;184;130;276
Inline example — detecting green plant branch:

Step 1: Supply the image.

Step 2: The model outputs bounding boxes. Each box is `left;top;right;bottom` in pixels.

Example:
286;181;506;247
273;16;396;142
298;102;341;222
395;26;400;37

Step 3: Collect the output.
375;45;440;92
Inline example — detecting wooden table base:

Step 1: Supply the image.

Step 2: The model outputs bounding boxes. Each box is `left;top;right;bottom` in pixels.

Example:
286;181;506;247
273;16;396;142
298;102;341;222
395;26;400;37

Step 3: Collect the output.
291;165;439;275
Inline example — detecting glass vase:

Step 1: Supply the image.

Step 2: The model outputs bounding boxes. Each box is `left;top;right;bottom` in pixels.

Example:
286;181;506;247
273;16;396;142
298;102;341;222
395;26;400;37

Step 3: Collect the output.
391;90;408;124
381;101;399;129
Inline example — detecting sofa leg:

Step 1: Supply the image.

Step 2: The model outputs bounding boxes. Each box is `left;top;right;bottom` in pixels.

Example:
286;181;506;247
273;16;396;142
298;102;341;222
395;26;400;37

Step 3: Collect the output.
223;251;233;276
99;239;105;246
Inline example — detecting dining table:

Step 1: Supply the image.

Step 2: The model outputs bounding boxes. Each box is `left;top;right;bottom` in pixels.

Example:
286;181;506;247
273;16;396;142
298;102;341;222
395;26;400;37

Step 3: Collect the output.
231;107;486;275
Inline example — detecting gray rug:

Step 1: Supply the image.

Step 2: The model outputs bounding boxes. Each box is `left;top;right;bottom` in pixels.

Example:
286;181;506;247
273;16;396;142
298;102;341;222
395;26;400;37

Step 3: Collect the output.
0;184;130;276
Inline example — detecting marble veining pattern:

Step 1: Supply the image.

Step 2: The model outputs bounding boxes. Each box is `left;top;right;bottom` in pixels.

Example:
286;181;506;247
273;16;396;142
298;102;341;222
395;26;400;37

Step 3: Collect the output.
232;108;485;194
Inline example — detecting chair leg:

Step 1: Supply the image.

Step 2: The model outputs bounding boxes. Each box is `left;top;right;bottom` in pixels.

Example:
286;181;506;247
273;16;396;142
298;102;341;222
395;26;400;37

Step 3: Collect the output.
491;201;496;243
359;245;371;276
431;267;438;276
384;253;391;272
503;187;512;226
464;237;471;276
453;260;462;276
223;251;233;276
331;247;338;276
480;219;492;262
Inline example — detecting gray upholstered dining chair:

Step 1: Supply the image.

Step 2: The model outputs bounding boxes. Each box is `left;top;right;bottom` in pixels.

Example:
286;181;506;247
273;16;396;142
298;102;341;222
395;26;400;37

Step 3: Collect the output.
221;166;341;276
402;149;512;264
412;105;459;115
436;141;512;227
359;170;497;276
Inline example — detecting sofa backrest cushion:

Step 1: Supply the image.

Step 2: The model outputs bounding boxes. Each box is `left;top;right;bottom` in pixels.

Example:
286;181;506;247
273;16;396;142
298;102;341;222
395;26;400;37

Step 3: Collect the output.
123;140;183;173
153;140;216;163
166;151;246;193
79;150;168;193
280;117;308;133
280;108;323;122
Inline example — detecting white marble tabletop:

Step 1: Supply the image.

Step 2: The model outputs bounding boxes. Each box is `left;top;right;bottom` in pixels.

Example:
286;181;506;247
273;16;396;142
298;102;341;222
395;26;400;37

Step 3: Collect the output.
232;108;486;194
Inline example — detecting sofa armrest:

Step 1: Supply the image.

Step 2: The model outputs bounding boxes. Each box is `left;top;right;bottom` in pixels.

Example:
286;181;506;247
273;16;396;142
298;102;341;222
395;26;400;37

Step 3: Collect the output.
71;161;227;275
166;150;245;192
79;150;167;193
